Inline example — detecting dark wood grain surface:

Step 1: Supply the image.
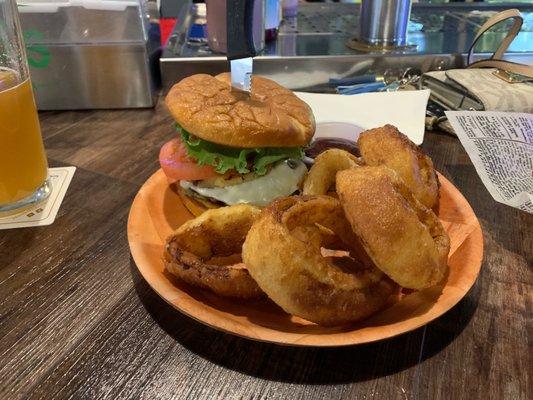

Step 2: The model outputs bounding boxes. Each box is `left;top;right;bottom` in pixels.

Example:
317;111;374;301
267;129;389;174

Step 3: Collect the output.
0;99;530;400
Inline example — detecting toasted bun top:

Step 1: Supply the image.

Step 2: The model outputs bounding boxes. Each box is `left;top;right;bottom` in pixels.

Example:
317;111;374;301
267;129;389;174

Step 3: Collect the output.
165;73;315;148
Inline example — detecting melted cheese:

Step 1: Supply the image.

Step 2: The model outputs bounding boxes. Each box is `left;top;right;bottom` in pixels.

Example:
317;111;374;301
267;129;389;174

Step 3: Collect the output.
180;160;307;206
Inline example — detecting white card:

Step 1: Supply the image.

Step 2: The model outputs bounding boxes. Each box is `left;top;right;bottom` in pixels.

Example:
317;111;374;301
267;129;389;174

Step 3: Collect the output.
295;90;430;145
0;166;76;230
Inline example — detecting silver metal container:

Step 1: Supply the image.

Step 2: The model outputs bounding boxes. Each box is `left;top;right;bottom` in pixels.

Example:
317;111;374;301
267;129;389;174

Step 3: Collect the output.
359;0;412;47
18;0;156;110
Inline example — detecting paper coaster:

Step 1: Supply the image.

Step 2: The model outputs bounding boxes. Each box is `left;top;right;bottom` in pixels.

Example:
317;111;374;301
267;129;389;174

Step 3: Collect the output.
0;166;76;230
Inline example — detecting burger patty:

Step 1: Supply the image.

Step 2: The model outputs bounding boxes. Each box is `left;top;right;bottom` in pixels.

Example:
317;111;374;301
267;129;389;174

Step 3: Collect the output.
194;167;271;189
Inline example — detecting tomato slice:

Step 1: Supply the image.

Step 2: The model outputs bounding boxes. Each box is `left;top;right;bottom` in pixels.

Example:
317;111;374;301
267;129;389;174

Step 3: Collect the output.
159;138;219;181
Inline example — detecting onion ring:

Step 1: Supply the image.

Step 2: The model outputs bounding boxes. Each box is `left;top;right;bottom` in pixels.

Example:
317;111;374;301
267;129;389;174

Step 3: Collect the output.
302;149;363;195
242;196;398;326
336;166;450;290
358;125;440;209
164;204;264;299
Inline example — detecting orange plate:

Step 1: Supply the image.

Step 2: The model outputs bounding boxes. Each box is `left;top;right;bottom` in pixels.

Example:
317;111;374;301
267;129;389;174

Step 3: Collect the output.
128;169;483;347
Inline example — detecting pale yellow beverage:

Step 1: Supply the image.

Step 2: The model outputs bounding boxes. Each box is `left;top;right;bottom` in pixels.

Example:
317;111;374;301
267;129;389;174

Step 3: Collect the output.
0;69;49;207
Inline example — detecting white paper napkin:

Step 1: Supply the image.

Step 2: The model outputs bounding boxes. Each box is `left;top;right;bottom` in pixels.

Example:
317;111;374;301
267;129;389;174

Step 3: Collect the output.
295;90;430;145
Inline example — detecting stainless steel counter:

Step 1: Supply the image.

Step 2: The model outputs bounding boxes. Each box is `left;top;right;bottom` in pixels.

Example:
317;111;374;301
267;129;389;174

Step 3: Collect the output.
161;2;532;90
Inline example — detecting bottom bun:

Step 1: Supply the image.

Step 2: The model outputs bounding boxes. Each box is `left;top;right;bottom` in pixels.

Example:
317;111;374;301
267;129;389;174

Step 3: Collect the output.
176;185;220;217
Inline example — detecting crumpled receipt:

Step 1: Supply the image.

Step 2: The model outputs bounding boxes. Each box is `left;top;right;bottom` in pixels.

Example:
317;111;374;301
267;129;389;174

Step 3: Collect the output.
446;111;532;214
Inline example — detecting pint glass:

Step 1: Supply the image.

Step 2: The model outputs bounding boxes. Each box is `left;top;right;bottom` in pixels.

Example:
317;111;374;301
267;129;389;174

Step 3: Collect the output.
0;0;50;215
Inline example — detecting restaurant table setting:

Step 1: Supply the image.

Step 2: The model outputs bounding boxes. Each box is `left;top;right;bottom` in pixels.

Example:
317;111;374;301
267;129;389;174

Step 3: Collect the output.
1;96;531;400
0;1;532;399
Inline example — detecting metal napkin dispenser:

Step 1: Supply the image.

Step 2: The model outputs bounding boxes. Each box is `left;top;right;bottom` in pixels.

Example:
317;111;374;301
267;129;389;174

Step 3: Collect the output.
17;0;156;110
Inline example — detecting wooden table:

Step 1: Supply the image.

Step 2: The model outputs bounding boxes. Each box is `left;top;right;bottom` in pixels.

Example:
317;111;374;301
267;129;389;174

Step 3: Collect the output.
1;99;530;400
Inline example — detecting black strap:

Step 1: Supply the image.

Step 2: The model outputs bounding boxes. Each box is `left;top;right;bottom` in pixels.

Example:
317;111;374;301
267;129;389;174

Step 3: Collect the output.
226;0;256;60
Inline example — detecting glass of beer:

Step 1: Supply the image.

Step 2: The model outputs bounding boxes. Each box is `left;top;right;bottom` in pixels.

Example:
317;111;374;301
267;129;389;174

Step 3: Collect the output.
0;0;50;215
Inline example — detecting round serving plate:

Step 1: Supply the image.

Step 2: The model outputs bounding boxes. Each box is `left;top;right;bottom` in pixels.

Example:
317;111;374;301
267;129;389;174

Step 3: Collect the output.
128;169;483;347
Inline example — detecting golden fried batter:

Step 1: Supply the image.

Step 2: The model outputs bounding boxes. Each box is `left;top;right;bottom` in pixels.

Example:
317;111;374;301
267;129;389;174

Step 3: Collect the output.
164;204;264;298
358;125;439;209
243;196;398;326
302;149;363;195
336;166;450;290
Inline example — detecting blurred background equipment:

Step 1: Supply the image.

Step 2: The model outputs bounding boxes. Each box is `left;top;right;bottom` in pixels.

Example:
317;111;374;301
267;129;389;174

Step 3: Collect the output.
161;1;532;91
14;0;533;108
17;0;159;110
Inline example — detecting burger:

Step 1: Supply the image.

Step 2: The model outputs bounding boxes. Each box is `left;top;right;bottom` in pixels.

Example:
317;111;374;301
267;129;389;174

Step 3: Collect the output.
159;73;316;216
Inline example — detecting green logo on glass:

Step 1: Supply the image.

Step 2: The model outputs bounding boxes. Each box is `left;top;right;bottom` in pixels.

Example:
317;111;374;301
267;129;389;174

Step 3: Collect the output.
24;30;51;68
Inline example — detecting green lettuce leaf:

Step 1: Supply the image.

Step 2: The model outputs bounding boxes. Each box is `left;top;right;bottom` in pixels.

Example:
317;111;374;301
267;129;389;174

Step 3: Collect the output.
178;125;304;176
